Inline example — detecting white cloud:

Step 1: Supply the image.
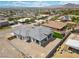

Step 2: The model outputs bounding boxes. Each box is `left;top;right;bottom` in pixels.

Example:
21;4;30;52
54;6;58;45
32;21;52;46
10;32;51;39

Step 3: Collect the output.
59;1;79;5
30;1;52;7
8;1;52;7
11;1;27;6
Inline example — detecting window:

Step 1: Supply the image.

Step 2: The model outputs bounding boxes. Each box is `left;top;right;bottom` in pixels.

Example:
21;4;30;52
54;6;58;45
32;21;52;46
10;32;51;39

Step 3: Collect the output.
48;34;52;39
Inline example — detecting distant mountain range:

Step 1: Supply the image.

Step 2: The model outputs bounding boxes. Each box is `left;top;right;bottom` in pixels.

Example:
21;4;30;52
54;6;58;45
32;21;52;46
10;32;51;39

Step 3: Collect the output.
48;3;79;8
63;3;79;8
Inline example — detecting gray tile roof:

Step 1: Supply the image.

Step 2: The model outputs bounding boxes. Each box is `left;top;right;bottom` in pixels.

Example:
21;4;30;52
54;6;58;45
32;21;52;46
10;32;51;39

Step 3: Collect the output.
63;15;70;20
14;26;53;41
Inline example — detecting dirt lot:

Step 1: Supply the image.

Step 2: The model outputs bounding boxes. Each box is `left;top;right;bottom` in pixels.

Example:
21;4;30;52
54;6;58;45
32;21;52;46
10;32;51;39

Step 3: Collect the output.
0;24;34;58
9;38;61;58
0;36;23;58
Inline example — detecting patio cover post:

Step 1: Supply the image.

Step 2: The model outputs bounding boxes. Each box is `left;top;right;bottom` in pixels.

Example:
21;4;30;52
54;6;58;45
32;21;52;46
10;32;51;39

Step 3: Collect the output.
39;41;42;46
31;37;33;42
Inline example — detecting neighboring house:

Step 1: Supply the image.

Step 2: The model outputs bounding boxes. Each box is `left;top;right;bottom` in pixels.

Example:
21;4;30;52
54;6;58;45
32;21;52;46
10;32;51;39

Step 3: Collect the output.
13;26;53;46
58;15;71;21
8;21;17;25
0;15;6;20
17;18;31;23
0;20;9;27
65;33;79;50
35;19;46;25
36;14;49;19
65;39;79;50
42;21;67;30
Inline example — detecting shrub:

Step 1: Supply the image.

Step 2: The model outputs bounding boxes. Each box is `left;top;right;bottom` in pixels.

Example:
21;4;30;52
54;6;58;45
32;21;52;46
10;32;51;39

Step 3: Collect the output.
52;32;63;39
71;17;79;23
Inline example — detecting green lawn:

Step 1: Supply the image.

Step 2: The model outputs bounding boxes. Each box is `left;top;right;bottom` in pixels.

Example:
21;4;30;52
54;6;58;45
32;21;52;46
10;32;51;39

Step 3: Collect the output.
52;32;63;39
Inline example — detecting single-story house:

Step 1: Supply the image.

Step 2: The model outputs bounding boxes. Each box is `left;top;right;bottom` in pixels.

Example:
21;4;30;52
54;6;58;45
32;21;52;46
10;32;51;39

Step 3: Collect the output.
37;14;49;19
35;20;46;24
13;26;53;46
42;21;67;30
65;33;79;50
58;15;71;21
0;15;6;20
0;20;9;27
8;21;17;25
17;18;31;23
65;39;79;50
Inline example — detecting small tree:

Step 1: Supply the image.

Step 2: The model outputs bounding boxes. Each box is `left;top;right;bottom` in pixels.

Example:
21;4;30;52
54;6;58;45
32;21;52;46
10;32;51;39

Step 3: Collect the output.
25;19;30;24
8;17;14;21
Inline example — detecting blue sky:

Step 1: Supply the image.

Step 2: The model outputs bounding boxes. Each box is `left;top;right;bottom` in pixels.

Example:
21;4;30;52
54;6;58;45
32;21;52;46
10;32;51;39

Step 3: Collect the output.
0;1;79;7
